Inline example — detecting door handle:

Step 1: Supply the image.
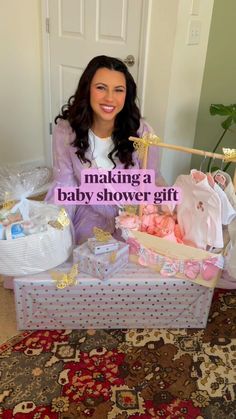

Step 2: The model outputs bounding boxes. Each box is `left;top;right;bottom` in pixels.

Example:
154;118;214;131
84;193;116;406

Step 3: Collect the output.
123;54;135;67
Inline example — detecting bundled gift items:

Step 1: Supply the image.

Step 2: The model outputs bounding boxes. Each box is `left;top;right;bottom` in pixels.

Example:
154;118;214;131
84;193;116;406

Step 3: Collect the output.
116;195;226;288
0;201;73;276
73;240;129;280
0;165;73;276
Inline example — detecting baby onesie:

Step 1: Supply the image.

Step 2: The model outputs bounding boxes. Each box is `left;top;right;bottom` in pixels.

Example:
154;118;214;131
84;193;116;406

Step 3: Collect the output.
213;182;236;225
213;169;236;211
173;170;223;249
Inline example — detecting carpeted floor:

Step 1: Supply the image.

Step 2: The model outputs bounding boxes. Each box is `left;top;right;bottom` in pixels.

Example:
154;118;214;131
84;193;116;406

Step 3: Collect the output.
0;289;235;419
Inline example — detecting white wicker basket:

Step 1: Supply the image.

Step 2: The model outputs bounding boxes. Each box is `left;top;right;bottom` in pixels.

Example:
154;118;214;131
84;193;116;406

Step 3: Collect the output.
0;201;73;276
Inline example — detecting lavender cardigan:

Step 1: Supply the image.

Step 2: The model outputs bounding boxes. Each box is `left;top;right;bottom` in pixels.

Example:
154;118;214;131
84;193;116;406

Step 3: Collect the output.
45;119;162;244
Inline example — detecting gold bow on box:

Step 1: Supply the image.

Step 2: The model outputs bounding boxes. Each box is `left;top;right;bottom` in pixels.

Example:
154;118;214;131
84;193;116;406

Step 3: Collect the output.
50;264;78;289
93;227;112;243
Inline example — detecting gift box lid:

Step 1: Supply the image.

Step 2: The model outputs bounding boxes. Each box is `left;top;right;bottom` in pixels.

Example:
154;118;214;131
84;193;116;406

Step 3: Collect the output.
73;241;129;265
87;237;119;254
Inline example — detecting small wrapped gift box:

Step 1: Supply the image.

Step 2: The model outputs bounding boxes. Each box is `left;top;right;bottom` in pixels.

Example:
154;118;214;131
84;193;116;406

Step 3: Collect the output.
87;237;119;255
73;241;129;279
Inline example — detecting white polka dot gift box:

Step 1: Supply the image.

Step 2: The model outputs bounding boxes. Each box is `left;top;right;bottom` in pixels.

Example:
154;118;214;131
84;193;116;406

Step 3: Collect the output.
13;261;214;330
73;241;129;280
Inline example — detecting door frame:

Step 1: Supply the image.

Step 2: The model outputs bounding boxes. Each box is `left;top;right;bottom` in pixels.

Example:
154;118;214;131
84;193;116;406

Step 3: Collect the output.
41;0;151;165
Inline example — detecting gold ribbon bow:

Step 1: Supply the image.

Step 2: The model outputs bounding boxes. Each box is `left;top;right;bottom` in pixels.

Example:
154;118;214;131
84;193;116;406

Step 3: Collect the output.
93;227;112;242
48;208;70;230
50;264;78;289
222;148;236;161
130;133;162;159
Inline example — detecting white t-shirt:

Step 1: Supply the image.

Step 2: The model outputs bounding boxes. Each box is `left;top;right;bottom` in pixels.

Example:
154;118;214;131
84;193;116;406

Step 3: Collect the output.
88;129;115;169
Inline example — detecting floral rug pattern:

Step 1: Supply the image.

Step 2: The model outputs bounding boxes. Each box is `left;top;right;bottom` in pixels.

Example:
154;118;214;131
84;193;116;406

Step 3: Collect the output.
0;289;236;418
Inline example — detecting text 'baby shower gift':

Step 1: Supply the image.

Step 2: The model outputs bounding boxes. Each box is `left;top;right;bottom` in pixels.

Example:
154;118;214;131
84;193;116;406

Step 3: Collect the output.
54;169;180;205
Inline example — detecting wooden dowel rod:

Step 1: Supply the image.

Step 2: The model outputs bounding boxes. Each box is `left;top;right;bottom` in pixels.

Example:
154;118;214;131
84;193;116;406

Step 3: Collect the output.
129;136;236;162
129;135;236;214
155;142;226;160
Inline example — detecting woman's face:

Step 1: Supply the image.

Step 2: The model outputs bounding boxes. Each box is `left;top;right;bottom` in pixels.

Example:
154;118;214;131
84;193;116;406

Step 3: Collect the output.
90;67;126;125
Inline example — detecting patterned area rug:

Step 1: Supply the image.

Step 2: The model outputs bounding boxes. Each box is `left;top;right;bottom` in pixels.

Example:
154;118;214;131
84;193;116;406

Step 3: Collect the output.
0;289;235;419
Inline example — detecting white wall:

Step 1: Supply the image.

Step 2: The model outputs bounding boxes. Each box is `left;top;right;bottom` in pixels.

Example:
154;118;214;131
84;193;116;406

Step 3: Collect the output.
144;0;214;184
0;0;214;177
0;0;45;165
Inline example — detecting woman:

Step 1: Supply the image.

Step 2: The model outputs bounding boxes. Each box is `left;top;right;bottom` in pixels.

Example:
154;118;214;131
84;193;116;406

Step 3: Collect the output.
46;55;163;244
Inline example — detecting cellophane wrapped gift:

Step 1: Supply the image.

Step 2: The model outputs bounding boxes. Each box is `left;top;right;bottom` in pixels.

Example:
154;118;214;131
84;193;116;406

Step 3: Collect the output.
0;165;73;276
73;241;129;279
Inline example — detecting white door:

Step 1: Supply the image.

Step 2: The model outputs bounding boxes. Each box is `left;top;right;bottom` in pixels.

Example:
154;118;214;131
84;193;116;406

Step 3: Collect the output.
47;0;146;126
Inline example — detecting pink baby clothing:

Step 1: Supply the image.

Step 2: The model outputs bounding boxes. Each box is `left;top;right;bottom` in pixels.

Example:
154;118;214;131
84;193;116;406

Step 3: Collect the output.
184;260;200;280
201;258;220;281
141;212;183;243
172;169;223;250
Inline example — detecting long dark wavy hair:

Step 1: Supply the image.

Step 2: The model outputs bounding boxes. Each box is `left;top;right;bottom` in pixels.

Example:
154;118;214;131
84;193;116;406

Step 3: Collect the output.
55;55;141;168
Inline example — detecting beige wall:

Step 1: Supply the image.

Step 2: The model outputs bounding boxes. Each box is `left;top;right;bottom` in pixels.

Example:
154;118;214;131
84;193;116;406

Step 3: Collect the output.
144;0;214;184
0;0;45;165
192;0;236;173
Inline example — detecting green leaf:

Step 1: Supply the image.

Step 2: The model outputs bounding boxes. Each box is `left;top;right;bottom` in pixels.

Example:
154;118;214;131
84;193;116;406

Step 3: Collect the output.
211;166;220;172
223;161;232;172
210;104;236;116
221;116;233;130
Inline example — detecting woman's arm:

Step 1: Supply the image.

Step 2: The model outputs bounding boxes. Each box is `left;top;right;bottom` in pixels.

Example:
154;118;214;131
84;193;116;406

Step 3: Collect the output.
45;119;77;218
